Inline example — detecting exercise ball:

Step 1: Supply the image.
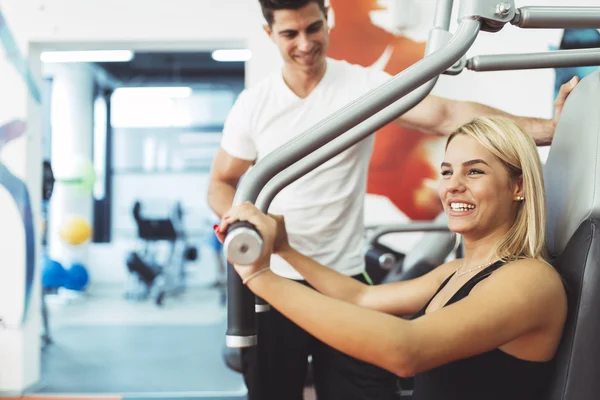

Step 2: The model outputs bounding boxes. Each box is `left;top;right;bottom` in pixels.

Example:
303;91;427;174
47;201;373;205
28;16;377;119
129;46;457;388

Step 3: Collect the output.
41;256;67;289
59;217;92;246
64;263;89;291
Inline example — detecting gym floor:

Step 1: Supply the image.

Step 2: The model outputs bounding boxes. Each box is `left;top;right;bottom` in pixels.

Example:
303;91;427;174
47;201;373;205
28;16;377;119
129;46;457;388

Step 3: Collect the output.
20;283;317;400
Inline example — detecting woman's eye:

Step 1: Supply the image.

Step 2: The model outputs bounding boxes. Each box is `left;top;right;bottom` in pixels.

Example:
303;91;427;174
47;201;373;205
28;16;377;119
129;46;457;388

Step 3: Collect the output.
441;170;452;177
468;169;484;175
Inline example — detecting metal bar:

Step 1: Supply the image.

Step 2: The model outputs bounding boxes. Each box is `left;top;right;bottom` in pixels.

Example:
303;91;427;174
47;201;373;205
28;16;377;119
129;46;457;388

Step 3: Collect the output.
225;19;481;348
467;48;600;71
514;6;600;29
255;79;438;212
231;20;480;211
433;0;455;30
253;4;455;315
225;261;256;348
369;223;452;246
458;0;515;33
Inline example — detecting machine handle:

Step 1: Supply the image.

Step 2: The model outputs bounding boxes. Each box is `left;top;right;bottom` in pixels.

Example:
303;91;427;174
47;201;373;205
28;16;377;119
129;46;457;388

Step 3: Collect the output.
224;221;264;266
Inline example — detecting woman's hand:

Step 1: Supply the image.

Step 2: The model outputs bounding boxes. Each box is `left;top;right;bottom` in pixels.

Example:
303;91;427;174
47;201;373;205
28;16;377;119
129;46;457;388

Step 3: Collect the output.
215;202;288;282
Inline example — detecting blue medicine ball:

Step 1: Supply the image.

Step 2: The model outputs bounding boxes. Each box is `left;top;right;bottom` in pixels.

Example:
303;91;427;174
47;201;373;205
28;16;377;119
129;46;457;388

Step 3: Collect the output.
64;263;90;291
42;256;67;289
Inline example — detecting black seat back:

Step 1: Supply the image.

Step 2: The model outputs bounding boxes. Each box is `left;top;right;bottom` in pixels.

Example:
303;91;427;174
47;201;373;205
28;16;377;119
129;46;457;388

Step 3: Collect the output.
543;70;600;400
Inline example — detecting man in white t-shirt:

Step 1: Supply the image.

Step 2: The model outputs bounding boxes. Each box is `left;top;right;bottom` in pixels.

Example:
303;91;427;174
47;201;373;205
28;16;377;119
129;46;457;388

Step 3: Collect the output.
207;1;577;399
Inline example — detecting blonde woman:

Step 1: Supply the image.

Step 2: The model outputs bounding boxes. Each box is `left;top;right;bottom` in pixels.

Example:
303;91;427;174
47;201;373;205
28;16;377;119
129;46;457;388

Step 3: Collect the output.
216;116;567;400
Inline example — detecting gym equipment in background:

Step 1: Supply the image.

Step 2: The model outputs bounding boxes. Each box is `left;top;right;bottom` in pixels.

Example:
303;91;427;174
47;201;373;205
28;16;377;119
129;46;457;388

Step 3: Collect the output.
124;200;198;306
59;216;92;246
222;0;600;351
42;160;55;202
41;256;68;290
364;239;405;285
40;160;54;345
64;262;90;291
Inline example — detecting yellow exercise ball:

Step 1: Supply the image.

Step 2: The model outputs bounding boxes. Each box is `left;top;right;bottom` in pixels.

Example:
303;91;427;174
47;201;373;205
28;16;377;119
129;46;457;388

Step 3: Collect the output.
59;217;92;246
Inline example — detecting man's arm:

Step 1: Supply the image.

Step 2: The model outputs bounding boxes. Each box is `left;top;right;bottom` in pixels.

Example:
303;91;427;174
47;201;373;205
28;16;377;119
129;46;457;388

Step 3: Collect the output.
207;148;254;218
395;76;579;145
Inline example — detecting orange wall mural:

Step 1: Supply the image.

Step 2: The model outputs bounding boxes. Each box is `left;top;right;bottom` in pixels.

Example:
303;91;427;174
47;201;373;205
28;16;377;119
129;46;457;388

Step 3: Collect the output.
327;0;444;221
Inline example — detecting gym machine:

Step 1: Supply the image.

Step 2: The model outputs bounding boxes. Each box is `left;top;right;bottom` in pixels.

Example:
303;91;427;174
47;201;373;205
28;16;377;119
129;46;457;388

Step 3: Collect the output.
224;0;600;349
222;2;600;398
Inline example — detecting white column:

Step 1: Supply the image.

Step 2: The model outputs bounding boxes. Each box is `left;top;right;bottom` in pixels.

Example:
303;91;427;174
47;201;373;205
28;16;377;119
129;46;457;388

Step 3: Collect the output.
47;63;95;268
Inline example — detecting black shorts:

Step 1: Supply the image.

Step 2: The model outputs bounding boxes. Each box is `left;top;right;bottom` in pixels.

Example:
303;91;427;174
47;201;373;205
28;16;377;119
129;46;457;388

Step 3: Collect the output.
241;273;400;400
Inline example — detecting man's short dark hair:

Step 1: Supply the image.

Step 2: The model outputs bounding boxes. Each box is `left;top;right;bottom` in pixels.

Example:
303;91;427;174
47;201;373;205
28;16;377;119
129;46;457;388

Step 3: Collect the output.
259;0;327;27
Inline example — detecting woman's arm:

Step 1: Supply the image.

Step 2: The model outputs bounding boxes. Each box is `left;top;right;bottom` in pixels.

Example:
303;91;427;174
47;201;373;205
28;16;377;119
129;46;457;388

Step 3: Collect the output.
217;204;455;316
246;258;566;377
279;247;456;316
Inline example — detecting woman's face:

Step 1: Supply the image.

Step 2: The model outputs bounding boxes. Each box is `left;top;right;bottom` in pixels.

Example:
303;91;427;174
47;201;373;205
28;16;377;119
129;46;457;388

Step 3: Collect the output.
438;135;521;241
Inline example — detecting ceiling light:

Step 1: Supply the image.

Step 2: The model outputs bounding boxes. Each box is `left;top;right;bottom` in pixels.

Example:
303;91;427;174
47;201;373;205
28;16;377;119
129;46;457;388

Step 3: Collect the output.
40;50;134;63
211;49;251;62
112;87;193;98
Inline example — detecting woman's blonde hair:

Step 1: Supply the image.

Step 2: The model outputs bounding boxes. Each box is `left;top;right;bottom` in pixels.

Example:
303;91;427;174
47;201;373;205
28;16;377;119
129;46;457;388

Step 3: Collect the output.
446;116;547;261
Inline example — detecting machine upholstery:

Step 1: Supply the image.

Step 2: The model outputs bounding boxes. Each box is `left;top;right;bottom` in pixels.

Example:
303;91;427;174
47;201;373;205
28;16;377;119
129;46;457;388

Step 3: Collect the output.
543;69;600;400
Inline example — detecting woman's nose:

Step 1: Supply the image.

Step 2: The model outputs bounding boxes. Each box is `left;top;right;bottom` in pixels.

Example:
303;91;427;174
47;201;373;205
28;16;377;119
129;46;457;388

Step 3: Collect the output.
445;174;466;194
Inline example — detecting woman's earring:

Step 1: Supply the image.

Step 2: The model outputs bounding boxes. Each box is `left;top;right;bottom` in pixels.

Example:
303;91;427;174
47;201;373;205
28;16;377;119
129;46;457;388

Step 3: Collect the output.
515;196;524;201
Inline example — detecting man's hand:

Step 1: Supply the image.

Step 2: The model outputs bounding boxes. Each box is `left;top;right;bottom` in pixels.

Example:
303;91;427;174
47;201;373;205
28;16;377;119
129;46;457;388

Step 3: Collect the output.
269;214;292;254
216;202;276;274
553;76;580;129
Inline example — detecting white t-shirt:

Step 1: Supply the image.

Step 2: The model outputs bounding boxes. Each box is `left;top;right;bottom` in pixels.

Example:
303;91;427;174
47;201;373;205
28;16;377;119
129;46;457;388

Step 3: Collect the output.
221;58;391;280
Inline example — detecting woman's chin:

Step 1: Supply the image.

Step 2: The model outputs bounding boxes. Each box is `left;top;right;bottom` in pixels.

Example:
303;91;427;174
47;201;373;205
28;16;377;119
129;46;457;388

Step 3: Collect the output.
447;222;472;236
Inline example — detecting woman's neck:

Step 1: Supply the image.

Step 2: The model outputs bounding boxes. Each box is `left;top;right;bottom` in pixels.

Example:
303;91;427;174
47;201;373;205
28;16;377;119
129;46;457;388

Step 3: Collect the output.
460;228;510;268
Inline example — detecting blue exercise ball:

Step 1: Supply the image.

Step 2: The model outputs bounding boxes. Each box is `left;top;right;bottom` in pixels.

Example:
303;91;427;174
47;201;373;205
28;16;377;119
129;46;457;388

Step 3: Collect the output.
64;263;90;291
41;256;67;289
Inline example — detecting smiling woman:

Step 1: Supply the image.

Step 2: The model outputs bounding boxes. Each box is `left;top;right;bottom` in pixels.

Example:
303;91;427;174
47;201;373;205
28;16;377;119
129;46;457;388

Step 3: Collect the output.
216;115;567;400
441;117;547;263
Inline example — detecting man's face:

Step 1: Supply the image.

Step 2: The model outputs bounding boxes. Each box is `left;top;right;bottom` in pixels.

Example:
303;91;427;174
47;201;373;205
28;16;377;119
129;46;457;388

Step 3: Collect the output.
264;2;329;72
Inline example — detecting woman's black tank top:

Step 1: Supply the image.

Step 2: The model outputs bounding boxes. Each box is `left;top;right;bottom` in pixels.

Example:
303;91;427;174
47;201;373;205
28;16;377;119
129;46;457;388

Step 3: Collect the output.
410;260;553;400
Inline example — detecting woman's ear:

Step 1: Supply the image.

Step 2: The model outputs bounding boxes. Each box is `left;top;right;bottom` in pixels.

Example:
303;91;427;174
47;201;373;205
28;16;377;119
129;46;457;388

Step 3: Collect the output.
512;175;524;201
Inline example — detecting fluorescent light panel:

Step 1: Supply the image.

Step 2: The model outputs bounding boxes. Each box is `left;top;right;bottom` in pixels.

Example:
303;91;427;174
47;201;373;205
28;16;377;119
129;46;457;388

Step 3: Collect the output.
40;50;134;63
211;49;251;62
113;87;193;98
